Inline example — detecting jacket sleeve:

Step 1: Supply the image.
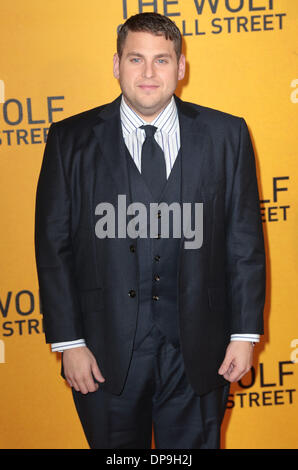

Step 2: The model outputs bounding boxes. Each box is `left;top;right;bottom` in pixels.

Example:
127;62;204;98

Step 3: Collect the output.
34;122;84;343
225;118;266;334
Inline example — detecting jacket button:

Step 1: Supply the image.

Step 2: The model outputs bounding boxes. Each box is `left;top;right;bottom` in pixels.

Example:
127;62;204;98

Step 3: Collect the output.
128;289;136;297
129;244;136;252
154;255;160;261
154;274;160;281
152;295;159;301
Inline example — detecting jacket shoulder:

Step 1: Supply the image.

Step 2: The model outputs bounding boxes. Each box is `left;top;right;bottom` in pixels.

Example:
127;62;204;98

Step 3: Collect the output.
182;100;244;132
50;102;109;135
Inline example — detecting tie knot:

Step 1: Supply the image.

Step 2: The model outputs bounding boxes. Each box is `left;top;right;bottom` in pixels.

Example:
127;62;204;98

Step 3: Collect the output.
140;125;157;139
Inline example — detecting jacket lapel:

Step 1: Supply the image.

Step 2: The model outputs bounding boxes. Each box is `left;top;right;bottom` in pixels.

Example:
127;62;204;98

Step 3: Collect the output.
92;94;131;205
174;94;208;206
92;93;209;215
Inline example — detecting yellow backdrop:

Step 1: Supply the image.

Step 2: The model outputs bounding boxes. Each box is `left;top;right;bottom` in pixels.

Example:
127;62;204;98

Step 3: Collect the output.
0;0;297;449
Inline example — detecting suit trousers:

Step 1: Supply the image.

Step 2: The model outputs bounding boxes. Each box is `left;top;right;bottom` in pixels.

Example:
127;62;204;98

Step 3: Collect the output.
71;323;230;449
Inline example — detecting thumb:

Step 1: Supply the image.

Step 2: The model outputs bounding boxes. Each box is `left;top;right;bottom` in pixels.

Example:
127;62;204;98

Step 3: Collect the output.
218;353;232;375
91;359;105;382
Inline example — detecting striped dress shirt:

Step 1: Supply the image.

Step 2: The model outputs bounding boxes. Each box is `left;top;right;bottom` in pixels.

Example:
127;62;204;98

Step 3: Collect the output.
51;95;259;352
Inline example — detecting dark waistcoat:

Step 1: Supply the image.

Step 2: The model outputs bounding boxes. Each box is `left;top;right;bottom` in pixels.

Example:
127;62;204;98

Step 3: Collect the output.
125;146;182;350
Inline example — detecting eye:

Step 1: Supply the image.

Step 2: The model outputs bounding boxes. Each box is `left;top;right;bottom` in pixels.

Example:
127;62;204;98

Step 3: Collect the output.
131;58;141;63
157;59;167;64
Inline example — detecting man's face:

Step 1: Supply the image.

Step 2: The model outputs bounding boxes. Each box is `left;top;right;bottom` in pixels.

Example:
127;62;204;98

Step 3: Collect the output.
113;31;185;121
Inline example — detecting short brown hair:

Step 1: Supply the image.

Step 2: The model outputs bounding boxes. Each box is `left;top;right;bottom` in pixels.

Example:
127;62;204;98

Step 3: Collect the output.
117;12;182;61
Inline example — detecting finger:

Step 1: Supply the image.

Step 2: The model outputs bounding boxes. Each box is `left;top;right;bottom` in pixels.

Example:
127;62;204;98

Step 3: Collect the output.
66;378;73;388
91;361;105;383
224;366;245;383
71;378;81;392
223;363;236;382
84;374;99;393
218;357;232;375
236;366;252;383
65;373;76;389
75;377;89;394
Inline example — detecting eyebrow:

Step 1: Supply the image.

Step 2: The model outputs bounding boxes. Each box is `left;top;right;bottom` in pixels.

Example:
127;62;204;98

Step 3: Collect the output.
126;52;173;59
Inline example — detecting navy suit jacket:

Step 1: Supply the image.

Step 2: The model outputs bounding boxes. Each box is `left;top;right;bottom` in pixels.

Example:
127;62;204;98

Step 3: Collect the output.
34;94;266;395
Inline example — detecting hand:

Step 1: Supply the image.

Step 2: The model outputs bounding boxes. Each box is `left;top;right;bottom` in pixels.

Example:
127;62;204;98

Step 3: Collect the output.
218;341;254;383
63;346;105;394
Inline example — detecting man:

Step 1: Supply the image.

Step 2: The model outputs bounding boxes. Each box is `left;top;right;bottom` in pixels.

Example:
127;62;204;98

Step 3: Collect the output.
34;12;266;449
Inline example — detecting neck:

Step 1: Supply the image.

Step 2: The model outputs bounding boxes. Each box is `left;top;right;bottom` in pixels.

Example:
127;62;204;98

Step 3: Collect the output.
122;95;173;123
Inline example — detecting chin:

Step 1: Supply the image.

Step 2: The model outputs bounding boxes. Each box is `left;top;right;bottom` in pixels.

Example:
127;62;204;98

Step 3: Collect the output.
133;96;159;109
139;93;166;105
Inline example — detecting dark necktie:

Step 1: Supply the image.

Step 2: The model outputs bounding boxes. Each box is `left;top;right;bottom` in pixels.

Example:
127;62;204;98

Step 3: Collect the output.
140;125;167;199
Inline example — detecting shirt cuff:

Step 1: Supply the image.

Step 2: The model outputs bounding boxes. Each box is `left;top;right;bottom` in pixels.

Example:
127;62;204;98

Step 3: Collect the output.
51;339;87;352
230;334;260;342
51;334;260;352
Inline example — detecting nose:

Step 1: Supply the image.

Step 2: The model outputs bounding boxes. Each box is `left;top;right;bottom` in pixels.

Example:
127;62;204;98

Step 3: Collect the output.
142;60;154;79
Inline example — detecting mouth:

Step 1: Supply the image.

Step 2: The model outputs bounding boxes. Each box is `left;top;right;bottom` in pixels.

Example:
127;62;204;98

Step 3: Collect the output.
138;85;159;90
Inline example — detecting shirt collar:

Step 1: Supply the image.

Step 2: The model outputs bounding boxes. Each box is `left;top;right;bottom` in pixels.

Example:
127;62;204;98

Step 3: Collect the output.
120;95;178;138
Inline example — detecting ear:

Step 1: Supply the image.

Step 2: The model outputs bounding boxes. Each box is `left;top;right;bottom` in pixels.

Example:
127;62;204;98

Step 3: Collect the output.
113;53;120;79
177;54;186;81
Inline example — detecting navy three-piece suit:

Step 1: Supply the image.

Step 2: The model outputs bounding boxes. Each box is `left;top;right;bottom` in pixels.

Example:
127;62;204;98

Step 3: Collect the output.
34;94;266;448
